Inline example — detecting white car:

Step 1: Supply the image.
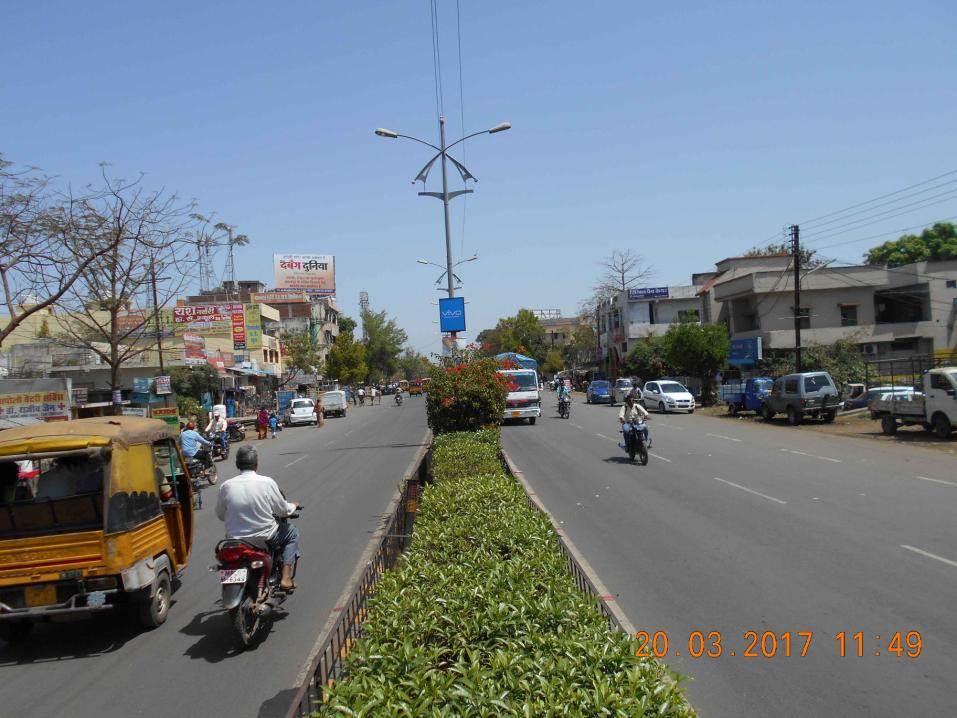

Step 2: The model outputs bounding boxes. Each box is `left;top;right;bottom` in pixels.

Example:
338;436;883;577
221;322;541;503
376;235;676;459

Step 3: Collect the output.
612;377;635;405
642;380;696;413
287;398;319;426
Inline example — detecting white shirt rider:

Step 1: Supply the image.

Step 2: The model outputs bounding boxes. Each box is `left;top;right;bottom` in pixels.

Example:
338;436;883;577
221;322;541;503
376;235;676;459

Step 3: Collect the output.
216;470;296;540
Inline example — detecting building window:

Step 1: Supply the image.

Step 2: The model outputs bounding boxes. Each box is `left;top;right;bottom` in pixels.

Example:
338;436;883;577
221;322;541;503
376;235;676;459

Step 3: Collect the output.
793;306;810;330
947;280;956;289
840;304;858;327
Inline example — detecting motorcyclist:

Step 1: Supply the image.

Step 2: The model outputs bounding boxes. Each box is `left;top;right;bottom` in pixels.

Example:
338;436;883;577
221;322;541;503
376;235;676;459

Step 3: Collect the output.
205;411;228;452
216;445;300;591
557;380;571;408
618;391;652;447
180;421;213;462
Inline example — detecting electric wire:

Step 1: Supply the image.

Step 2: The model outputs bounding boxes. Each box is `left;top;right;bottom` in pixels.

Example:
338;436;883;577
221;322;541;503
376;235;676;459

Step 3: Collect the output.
456;0;467;259
815;262;956;310
428;0;444;120
811;215;957;252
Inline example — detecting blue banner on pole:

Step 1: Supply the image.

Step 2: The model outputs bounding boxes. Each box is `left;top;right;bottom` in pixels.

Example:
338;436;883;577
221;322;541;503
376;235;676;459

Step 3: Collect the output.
439;297;466;333
729;337;763;366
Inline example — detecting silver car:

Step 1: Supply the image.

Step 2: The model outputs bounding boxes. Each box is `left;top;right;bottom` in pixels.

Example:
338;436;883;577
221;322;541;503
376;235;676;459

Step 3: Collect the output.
287;398;318;426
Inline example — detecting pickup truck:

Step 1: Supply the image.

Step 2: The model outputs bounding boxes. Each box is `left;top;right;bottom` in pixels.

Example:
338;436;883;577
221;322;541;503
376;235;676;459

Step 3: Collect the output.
723;377;773;415
870;367;957;438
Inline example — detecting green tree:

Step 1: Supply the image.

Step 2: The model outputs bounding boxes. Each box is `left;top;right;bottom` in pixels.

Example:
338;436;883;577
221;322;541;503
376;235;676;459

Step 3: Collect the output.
562;323;598;370
326;332;368;386
542;350;564;376
338;315;358;336
484;309;546;363
169;364;219;400
397;348;430;381
745;242;823;268
759;338;865;389
279;331;323;387
661;323;730;403
361;309;408;380
865;222;957;267
625;335;671;380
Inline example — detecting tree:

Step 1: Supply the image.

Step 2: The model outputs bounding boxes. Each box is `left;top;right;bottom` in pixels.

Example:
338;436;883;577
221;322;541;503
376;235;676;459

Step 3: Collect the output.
482;309;546;363
661;323;730;404
865;222;957;267
361;309;408;380
326;332;367;386
397;348;430;381
169;364;219;400
563;323;598;370
53;168;203;413
0;155;121;346
625;335;671;380
745;241;824;268
593;248;653;301
338;315;357;336
759;337;865;389
542;350;564;376
279;331;323;387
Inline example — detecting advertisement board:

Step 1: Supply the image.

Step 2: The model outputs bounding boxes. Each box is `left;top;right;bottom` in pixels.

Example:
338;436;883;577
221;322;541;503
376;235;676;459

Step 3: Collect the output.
154;376;171;395
243;303;263;350
0;378;72;421
72;387;89;405
151;406;181;434
729;337;763;366
183;333;207;365
273;254;335;296
628;287;670;300
116;309;174;338
173;303;244;336
439;297;466;333
133;377;152;394
251;291;309;305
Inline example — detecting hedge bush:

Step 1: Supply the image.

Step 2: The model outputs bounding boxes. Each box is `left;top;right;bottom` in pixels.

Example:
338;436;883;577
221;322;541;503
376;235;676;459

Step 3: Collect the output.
425;358;507;434
319;431;695;717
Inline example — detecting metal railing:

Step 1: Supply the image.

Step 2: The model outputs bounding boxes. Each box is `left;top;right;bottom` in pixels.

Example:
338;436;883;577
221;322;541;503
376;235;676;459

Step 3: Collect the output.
284;465;423;718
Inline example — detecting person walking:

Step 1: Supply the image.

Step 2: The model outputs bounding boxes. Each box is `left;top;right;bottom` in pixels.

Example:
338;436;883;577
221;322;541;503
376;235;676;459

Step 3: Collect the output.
358;387;365;406
351;386;357;406
268;411;279;439
257;407;269;440
370;386;377;405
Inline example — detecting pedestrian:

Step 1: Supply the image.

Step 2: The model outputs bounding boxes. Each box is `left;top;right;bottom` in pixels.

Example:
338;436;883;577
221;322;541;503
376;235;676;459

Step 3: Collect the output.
257;407;269;440
358;387;365;406
351;386;357;406
370;386;377;405
269;411;279;439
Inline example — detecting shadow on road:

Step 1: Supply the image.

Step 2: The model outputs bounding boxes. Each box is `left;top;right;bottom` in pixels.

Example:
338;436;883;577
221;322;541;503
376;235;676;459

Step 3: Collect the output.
258;688;299;718
180;608;289;662
602;456;639;465
0;611;140;666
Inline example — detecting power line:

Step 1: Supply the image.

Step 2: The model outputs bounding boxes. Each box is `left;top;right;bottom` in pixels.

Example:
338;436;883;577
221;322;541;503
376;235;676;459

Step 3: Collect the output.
456;0;467;258
811;215;957;252
428;0;444;120
798;168;957;228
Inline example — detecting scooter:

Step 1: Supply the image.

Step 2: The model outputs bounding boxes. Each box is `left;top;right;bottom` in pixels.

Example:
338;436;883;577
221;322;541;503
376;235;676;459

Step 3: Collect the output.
227;420;246;443
619;421;649;465
395;392;404;406
214;507;302;648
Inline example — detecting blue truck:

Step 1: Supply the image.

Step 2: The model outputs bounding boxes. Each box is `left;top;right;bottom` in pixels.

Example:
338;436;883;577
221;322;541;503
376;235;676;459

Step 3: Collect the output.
723;377;774;415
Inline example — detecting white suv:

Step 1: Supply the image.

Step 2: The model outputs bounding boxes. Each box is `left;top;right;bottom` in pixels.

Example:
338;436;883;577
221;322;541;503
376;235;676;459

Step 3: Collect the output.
287;398;318;426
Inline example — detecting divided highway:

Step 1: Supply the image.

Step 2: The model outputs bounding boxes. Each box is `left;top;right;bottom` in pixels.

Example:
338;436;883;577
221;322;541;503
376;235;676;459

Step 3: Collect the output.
502;393;957;717
0;399;428;718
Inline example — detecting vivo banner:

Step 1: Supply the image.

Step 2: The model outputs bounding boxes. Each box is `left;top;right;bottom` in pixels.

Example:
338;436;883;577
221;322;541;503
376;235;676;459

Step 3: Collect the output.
439;297;466;333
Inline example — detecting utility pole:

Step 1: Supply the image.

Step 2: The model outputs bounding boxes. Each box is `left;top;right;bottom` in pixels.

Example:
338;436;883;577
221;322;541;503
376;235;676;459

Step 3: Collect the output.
790;224;802;373
149;255;169;407
225;226;236;299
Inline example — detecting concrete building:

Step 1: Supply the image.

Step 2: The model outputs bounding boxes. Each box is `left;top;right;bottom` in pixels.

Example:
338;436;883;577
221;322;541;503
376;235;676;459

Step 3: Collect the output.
540;316;586;350
702;255;957;362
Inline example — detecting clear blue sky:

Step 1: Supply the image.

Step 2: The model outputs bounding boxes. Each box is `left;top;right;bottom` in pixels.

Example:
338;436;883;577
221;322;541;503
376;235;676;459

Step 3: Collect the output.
4;1;956;353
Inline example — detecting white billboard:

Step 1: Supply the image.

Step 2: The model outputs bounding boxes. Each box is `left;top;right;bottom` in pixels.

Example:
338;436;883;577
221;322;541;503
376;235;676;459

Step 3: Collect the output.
273;254;335;296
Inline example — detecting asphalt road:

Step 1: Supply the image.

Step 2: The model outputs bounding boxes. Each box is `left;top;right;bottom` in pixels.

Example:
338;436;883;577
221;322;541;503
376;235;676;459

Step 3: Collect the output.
502;392;957;717
0;397;428;718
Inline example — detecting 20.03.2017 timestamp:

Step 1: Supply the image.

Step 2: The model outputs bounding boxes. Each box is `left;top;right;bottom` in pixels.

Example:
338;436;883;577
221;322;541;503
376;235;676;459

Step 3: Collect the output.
635;630;923;659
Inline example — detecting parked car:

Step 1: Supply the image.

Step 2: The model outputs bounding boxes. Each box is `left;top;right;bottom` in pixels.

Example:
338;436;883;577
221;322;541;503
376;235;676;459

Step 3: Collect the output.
586;380;612;404
612;377;635;406
498;368;541;424
321;390;347;418
723;377;774;415
870;367;957;438
862;386;919;417
287;398;319;426
642;380;696;413
760;371;841;425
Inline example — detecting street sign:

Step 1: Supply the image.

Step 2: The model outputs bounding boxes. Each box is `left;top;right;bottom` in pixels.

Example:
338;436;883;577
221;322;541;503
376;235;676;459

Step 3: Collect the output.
439;297;466;333
628;286;669;300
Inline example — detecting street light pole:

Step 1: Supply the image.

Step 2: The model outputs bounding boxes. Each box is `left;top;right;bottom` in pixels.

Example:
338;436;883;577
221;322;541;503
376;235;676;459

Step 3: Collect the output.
438;116;455;301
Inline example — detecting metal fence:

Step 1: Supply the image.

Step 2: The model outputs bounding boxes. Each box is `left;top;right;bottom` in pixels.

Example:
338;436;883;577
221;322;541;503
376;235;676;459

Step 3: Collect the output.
864;354;949;391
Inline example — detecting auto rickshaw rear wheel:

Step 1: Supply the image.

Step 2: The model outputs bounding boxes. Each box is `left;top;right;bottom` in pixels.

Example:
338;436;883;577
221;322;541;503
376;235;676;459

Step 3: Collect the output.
138;571;171;629
0;619;33;643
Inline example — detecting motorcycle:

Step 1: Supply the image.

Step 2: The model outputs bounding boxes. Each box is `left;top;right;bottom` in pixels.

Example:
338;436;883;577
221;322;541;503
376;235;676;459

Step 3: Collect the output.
558;396;571;419
227;420;246;443
186;447;218;487
214;507;302;648
395;392;404;406
204;429;229;462
620;421;649;465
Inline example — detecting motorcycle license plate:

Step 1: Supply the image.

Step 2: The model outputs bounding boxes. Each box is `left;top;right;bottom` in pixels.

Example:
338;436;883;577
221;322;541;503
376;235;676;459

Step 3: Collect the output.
219;569;247;584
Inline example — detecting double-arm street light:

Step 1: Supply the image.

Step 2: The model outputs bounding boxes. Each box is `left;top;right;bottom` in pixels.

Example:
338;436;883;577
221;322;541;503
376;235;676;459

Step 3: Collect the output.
416;253;478;290
375;116;510;300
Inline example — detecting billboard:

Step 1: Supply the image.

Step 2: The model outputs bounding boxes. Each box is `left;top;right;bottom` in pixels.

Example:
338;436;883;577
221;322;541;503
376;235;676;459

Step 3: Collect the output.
116;308;174;338
173;303;243;336
250;291;309;304
274;254;335;296
729;337;763;366
439;297;466;333
183;333;207;365
243;303;263;350
628;286;670;300
0;378;72;421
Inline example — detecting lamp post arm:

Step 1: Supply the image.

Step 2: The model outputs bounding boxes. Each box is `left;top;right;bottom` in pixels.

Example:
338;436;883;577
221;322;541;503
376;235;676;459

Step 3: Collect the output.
394;134;441;152
444;129;496;152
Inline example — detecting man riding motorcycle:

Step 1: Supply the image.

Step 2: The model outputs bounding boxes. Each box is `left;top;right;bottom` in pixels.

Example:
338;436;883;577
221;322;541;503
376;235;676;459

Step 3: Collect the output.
618;390;652;447
206;411;228;453
180;421;213;462
215;445;300;590
557;381;571;411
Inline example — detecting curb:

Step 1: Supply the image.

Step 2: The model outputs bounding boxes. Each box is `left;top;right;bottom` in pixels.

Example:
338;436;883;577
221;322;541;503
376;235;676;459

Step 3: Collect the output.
500;447;637;637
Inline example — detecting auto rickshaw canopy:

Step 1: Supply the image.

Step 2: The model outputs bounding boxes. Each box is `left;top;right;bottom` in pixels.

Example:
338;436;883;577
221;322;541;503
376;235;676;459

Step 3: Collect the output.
0;416;173;458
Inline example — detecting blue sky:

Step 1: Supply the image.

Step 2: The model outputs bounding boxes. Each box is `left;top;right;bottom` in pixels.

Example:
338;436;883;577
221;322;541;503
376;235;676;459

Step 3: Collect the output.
4;1;956;353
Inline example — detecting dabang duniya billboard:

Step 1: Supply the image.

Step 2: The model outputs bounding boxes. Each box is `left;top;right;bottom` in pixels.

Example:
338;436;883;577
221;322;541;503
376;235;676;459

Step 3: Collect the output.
273;254;335;296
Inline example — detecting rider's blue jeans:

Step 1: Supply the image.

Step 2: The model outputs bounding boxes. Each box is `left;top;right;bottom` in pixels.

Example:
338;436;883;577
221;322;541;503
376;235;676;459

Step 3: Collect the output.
622;422;650;443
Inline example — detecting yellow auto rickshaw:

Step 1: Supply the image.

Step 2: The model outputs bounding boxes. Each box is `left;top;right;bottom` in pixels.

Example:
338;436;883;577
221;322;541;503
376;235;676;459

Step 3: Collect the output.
0;417;193;642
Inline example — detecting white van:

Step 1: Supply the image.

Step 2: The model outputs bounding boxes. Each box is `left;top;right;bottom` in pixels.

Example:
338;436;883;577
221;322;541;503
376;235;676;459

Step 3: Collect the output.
498;369;541;425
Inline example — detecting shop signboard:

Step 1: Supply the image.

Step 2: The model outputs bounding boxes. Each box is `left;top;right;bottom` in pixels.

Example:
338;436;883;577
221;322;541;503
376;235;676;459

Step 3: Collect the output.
154;375;171;394
133;377;152;394
231;309;246;349
251;291;309;304
183;333;207;365
628;286;670;300
243;303;263;350
173;303;244;336
729;337;763;366
122;407;148;417
151;406;181;434
273;254;336;296
72;387;89;406
0;378;72;421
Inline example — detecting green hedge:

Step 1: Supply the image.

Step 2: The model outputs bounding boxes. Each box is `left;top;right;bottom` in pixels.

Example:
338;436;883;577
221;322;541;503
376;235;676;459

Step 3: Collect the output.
319;431;695;717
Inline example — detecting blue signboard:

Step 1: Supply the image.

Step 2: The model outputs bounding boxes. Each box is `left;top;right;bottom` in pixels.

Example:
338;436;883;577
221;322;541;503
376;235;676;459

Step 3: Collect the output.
729;337;763;366
439;297;466;333
628;286;670;300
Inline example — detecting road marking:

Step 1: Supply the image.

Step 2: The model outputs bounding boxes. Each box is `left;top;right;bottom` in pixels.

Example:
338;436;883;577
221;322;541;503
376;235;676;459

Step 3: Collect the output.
344;428;356;436
916;475;957;487
713;477;787;504
596;433;615;441
284;455;308;468
901;544;957;569
779;448;842;463
571;423;583;429
657;422;685;430
706;432;742;442
649;452;671;463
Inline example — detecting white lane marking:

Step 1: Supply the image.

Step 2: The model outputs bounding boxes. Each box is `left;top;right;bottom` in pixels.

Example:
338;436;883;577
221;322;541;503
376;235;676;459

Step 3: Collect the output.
571;423;584;429
780;448;842;463
713;477;787;505
657;422;685;430
649;452;671;463
284;455;308;468
706;432;742;443
344;428;356;436
916;475;957;487
901;544;957;569
596;433;615;441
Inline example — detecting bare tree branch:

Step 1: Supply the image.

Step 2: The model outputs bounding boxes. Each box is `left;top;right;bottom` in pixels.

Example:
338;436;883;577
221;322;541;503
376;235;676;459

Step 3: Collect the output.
593;248;654;300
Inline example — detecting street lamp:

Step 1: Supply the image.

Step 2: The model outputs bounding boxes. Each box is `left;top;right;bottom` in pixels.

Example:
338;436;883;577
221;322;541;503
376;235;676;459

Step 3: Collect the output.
416;253;478;288
375;117;509;303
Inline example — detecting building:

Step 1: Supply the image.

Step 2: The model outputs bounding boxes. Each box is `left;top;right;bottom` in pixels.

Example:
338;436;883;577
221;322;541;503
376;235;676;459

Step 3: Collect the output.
702;255;957;365
596;282;710;375
539;316;586;350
